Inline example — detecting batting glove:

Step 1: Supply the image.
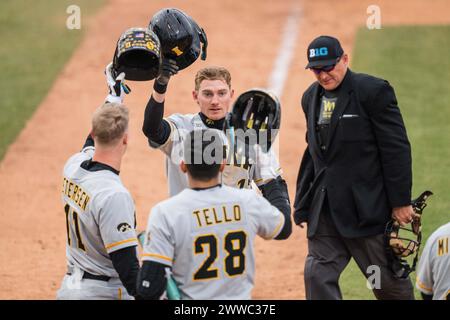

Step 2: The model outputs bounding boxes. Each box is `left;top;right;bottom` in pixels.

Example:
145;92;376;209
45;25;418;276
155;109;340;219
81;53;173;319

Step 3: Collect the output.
105;62;131;104
156;58;179;86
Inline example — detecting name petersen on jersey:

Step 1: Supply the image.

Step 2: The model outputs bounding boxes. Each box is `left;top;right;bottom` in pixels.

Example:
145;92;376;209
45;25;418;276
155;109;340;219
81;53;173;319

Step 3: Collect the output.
62;177;90;211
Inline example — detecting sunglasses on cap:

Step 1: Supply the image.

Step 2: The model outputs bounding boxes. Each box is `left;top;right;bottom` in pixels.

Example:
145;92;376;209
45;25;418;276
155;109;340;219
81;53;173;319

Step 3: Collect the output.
310;56;342;75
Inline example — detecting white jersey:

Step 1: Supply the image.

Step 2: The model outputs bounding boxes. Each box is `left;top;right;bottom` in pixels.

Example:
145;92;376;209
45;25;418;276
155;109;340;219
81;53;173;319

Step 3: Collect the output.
416;222;450;300
141;185;285;300
153;113;282;196
61;146;138;278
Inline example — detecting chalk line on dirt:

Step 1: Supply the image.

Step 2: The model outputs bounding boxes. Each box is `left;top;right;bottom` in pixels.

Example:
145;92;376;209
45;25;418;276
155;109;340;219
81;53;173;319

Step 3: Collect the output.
267;3;301;98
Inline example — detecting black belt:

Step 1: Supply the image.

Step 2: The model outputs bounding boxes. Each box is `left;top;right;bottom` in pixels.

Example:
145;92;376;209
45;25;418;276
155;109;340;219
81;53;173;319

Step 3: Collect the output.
67;271;111;282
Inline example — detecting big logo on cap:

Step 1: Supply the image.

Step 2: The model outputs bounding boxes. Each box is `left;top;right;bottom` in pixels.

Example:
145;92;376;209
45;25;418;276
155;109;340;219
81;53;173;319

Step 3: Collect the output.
309;47;328;58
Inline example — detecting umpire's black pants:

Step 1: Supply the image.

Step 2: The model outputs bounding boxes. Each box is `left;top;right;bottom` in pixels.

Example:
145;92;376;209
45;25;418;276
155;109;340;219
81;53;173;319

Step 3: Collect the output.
304;211;414;300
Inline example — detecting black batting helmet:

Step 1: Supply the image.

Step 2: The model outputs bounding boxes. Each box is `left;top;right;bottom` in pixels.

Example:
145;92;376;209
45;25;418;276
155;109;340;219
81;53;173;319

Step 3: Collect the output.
149;8;208;70
112;27;161;81
225;89;281;152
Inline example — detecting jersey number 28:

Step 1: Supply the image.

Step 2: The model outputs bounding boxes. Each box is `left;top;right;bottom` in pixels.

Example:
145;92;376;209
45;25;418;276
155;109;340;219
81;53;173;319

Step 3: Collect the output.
193;230;247;280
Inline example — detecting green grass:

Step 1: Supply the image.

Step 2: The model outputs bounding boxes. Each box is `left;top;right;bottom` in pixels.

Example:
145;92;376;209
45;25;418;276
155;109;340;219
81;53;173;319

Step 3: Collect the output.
340;25;450;299
0;0;104;161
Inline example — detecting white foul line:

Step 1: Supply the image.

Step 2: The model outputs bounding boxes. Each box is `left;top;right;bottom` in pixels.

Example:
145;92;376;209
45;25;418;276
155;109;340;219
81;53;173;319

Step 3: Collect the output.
267;4;301;98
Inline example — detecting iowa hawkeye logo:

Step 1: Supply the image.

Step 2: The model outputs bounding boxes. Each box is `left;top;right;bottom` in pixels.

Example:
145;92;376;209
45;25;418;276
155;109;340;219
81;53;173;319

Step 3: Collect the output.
117;222;132;233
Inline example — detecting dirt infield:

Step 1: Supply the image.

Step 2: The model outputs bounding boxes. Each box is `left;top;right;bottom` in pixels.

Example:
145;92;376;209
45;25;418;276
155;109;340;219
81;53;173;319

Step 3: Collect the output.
0;0;448;299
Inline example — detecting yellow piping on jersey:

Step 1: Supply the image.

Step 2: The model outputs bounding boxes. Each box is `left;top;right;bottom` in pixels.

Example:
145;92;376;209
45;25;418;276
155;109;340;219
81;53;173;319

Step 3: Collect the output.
415;278;433;293
268;215;285;239
118;287;122;300
142;253;173;262
105;238;138;250
255;178;277;186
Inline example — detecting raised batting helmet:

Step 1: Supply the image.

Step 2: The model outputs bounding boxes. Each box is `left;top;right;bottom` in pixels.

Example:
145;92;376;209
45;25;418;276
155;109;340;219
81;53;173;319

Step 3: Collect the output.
112;27;161;81
384;190;433;278
149;8;208;70
225;88;281;152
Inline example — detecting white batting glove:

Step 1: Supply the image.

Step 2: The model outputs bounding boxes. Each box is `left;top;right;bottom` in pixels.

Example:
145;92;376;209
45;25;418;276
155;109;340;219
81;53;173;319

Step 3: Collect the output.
105;62;131;104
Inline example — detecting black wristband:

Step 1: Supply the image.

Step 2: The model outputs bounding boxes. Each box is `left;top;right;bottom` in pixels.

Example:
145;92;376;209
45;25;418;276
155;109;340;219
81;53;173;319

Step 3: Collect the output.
153;80;168;94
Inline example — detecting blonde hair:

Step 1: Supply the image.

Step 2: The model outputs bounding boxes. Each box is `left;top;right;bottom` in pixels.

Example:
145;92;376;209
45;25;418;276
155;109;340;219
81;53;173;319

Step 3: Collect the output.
194;66;231;91
92;103;129;146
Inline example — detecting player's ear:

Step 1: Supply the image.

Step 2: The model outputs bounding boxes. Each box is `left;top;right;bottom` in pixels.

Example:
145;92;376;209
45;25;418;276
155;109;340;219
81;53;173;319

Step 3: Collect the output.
342;53;349;66
180;160;187;173
192;90;199;104
226;89;235;113
219;161;226;172
122;132;128;145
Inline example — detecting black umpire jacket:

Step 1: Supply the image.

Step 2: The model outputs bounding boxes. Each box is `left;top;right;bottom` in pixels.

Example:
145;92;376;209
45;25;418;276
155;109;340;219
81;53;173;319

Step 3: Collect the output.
293;69;412;238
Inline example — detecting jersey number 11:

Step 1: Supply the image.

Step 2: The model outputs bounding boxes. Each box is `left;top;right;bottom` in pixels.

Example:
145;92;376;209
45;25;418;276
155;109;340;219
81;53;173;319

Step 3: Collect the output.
64;204;86;251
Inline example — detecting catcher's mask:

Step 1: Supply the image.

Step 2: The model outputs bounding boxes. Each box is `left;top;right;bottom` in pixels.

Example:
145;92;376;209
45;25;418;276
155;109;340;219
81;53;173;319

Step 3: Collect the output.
113;27;161;81
224;89;281;153
384;220;421;278
384;190;433;279
149;8;208;70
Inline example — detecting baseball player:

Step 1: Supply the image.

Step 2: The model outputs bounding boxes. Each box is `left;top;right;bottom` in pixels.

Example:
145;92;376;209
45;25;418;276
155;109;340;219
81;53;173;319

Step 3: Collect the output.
56;100;140;300
138;59;291;220
104;11;289;215
136;129;292;299
416;222;450;300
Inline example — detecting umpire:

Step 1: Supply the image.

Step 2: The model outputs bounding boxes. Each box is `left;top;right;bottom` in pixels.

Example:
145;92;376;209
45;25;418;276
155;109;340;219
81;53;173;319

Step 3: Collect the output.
294;35;415;299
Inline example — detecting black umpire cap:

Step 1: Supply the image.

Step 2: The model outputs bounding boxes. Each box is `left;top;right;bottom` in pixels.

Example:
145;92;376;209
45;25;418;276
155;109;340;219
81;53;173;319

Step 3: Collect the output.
305;35;344;69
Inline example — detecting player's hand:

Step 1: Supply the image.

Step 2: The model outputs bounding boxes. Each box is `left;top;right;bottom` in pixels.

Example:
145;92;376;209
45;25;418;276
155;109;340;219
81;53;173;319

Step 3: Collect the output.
293;210;308;228
105;62;131;103
156;58;179;86
392;205;416;227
